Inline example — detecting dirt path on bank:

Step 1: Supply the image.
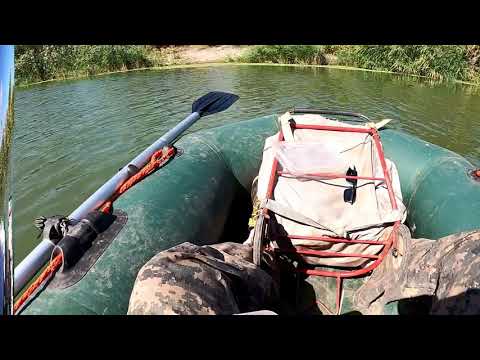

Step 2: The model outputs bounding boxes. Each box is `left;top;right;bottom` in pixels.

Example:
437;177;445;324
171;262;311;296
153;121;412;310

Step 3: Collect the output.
162;45;249;64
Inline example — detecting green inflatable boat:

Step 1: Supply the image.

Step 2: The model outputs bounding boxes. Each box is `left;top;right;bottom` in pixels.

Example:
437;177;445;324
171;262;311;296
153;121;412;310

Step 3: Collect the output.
17;98;480;315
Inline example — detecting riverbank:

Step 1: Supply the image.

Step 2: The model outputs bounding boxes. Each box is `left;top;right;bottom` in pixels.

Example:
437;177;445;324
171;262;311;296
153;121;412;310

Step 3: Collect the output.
18;61;480;90
14;45;248;87
236;45;480;84
15;45;480;87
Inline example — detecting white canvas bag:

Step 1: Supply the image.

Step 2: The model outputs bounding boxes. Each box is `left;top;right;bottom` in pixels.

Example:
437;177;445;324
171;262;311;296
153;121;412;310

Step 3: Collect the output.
256;112;406;267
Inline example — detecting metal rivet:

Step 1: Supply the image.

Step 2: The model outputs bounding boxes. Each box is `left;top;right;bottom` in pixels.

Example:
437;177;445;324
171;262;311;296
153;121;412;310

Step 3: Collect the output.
175;148;184;157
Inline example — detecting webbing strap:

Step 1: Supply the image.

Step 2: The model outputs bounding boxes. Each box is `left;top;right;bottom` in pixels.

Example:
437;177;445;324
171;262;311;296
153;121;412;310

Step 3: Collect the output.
262;199;341;236
365;119;392;130
278;112;393;140
279;112;295;142
263;199;400;238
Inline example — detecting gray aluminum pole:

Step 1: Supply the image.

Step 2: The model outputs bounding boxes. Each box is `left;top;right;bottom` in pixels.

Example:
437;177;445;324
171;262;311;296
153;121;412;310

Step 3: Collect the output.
0;45;15;314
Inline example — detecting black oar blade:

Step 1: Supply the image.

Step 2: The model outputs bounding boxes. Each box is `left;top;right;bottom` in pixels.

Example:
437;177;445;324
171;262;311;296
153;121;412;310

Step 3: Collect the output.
192;91;239;117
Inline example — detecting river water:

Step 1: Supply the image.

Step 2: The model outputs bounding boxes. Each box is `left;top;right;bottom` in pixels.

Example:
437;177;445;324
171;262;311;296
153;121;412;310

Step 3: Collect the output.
13;64;480;263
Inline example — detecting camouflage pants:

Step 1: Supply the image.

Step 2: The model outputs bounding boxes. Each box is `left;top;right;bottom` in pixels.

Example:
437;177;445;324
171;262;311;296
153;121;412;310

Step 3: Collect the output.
354;226;480;315
128;229;480;315
127;242;279;315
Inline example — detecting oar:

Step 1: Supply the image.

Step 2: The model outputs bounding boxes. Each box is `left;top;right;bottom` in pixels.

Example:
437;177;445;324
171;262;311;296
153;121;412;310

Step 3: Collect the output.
14;91;239;296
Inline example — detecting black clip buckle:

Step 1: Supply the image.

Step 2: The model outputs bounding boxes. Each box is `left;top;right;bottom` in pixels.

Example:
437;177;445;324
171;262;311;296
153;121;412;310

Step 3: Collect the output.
344;166;357;204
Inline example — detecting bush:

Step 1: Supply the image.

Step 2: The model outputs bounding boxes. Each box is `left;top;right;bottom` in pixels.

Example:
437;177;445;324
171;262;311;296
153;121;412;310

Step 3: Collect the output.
237;45;480;83
75;45;154;75
15;45;157;85
14;45;480;85
336;45;471;82
239;45;327;65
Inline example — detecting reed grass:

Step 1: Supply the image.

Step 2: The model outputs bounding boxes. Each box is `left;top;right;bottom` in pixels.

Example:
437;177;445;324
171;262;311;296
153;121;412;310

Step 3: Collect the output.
15;45;480;86
238;45;328;65
238;45;480;84
15;46;164;86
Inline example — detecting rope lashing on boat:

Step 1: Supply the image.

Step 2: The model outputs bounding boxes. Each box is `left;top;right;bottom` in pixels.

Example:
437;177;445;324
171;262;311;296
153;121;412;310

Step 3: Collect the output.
14;146;176;314
248;198;261;228
14;253;63;314
101;146;176;214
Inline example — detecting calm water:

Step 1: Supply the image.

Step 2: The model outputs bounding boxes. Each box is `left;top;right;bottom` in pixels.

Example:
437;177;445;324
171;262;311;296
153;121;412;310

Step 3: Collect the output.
13;65;480;263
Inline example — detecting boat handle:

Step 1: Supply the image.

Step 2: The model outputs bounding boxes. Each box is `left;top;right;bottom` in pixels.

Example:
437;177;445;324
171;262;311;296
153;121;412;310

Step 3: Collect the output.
291;108;371;122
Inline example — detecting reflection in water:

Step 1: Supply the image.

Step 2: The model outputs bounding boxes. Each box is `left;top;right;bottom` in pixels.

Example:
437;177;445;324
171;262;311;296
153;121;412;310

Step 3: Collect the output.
13;65;480;265
0;45;15;315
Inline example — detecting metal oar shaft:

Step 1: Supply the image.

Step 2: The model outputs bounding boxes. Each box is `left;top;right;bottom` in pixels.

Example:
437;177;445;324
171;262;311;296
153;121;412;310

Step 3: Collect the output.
70;111;200;221
14;239;52;296
14;111;201;296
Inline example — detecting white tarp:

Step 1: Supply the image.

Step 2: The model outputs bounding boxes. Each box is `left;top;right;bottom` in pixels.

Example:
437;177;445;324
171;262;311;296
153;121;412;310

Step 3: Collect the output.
256;112;406;267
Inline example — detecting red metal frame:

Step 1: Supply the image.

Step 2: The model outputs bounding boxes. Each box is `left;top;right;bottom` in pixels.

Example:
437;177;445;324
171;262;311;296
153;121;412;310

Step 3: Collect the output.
263;122;400;315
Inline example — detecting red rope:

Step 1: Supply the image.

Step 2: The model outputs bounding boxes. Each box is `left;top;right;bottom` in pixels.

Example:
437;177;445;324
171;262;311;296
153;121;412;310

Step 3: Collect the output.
15;146;176;314
101;147;175;213
14;253;63;314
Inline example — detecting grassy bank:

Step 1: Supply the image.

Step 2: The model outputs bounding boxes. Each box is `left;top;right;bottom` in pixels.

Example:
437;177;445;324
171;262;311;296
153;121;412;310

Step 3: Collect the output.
15;45;170;86
15;45;480;86
238;45;480;84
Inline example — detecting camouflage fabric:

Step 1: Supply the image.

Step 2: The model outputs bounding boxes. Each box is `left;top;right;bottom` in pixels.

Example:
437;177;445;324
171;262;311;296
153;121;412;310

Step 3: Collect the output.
353;226;480;315
127;242;279;315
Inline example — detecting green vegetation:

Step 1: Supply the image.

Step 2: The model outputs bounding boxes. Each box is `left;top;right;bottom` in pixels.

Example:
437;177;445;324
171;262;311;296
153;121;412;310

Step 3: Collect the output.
15;45;167;86
237;45;328;65
335;45;479;82
15;45;480;86
0;74;14;210
238;45;480;84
